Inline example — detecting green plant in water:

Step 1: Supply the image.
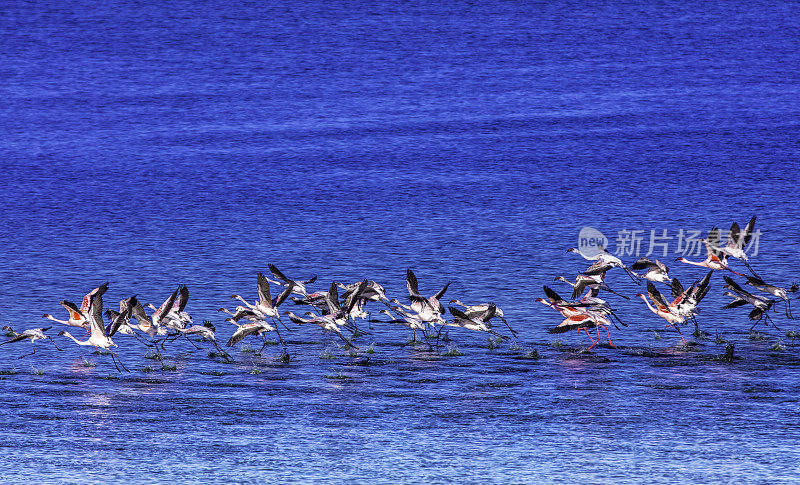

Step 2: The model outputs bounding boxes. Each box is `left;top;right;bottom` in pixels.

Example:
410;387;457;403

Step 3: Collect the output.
772;341;786;351
715;335;727;344
326;371;347;380
319;349;335;360
748;332;768;341
249;367;263;375
365;344;376;354
0;368;18;375
653;331;662;340
82;358;97;368
161;362;177;371
30;366;44;375
551;340;564;348
523;349;540;359
443;345;464;357
279;350;292;363
142;365;154;373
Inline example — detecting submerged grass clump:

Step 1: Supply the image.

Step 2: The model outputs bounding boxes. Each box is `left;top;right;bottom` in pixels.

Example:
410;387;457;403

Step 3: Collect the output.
144;351;162;361
278;350;292;363
326;370;348;380
319;349;336;360
653;331;663;340
365;343;376;354
249;367;263;375
550;340;565;348
0;368;18;375
30;366;44;375
522;349;541;359
786;330;799;344
443;345;464;357
142;365;154;373
82;358;97;368
348;348;360;358
161;362;177;371
239;344;256;353
715;335;727;344
772;341;786;351
748;332;768;341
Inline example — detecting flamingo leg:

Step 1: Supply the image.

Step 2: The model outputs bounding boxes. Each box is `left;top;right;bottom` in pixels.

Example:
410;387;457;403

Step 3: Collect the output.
18;342;35;359
47;336;63;351
583;327;596;344
111;352;130;373
183;334;201;350
604;326;615;348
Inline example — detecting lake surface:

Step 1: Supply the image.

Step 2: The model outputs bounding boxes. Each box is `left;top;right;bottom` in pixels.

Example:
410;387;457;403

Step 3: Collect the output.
2;1;800;482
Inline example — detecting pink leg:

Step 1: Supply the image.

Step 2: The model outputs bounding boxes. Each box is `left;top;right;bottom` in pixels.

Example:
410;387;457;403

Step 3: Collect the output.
605;326;615;348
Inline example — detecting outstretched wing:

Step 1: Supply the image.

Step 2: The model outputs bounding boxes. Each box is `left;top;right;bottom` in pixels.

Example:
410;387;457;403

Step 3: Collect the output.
406;269;420;297
268;263;290;282
742;215;757;246
256;272;272;306
432;282;451;301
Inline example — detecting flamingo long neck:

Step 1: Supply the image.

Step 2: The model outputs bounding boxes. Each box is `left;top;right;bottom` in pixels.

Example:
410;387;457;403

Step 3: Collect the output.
61;331;91;346
638;294;660;315
44;315;69;325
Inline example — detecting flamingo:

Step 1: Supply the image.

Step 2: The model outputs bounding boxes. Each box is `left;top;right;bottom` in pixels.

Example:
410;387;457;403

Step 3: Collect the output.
717;216;758;275
676;227;745;276
42;300;88;330
267;263;317;297
283;311;355;347
636;282;687;342
449;299;517;337
630;257;672;284
744;276;797;319
58;289;130;372
722;276;778;329
405;268;450;315
0;326;63;358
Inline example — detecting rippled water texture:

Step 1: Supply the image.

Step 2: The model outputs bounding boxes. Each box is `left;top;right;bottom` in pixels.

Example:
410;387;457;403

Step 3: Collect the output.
2;1;800;483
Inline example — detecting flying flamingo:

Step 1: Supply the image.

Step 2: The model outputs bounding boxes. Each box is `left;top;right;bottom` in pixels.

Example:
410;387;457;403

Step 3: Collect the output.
676;227;745;276
0;326;63;358
58;290;131;372
636;282;687;342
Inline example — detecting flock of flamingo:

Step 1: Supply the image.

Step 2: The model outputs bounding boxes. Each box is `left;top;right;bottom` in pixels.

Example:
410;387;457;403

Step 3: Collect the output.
2;215;797;372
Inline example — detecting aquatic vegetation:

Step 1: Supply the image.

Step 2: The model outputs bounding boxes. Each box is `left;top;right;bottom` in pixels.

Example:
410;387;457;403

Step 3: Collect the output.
144;351;162;360
522;349;541;359
786;331;799;344
365;343;376;354
0;368;19;375
249;367;263;375
326;371;348;380
348;348;360;358
82;358;97;367
30;366;44;375
278;350;292;363
653;331;662;340
715;335;727;344
142;365;154;373
161;362;177;371
443;345;464;357
319;349;336;360
748;332;768;341
92;349;110;356
772;341;786;351
692;328;710;340
239;344;256;353
551;340;565;348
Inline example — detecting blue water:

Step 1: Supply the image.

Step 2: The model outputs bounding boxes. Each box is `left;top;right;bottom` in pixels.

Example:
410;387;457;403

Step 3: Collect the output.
2;1;800;482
